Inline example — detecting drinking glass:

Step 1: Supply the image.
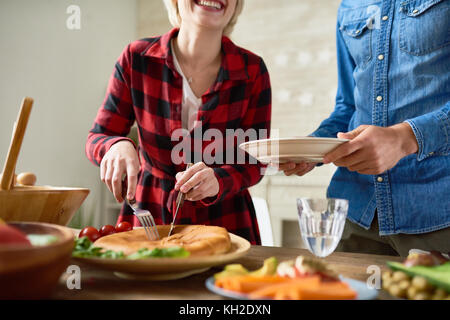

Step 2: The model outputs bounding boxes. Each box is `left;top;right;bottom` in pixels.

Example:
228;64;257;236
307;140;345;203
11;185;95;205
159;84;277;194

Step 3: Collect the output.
296;198;349;258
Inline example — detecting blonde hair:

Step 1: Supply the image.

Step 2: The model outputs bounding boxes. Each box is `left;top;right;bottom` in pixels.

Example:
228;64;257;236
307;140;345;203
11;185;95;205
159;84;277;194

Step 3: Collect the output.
163;0;244;36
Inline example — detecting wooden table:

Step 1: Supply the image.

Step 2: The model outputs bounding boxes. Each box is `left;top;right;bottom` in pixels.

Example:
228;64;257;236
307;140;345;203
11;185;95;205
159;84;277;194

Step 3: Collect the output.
51;245;401;300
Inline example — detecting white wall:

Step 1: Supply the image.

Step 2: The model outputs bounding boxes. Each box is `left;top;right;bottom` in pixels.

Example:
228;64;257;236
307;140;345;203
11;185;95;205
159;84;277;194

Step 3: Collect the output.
0;0;137;225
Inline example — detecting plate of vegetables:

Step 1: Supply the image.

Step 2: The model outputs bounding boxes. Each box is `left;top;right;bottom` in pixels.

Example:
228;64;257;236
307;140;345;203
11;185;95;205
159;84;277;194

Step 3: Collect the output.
206;256;377;300
382;251;450;300
70;223;251;281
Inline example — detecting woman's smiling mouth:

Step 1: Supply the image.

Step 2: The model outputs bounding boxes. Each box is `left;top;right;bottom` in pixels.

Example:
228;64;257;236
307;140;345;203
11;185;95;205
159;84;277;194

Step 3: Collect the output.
194;0;225;11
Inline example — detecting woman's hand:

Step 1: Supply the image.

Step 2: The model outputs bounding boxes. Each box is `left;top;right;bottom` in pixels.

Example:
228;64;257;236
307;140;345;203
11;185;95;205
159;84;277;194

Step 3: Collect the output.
174;162;219;201
273;161;316;176
100;140;140;203
322;123;419;175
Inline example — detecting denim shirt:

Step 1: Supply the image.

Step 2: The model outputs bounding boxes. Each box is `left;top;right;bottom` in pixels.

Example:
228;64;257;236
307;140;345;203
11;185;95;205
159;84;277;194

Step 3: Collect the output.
311;0;450;235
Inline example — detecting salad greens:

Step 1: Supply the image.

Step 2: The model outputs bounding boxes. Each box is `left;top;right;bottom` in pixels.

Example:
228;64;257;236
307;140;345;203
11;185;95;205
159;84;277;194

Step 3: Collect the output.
27;234;59;246
72;237;190;259
127;247;190;259
72;236;125;259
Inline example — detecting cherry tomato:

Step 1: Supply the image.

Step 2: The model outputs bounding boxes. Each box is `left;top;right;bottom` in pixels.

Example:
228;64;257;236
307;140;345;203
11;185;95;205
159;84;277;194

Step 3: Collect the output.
99;225;116;237
79;226;101;242
115;221;133;233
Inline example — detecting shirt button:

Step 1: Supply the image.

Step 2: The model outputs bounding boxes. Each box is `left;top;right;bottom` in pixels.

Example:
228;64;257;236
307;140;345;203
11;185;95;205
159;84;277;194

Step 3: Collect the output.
378;54;384;60
382;15;388;21
376;96;383;102
428;152;434;156
412;9;419;14
377;177;383;183
355;30;361;35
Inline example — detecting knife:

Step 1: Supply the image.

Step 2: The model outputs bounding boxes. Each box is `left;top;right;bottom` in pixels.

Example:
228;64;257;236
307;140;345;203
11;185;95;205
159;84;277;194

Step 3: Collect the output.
168;163;193;236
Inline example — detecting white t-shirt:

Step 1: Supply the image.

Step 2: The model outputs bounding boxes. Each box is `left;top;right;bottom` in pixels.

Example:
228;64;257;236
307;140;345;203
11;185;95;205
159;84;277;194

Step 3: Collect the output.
171;41;202;131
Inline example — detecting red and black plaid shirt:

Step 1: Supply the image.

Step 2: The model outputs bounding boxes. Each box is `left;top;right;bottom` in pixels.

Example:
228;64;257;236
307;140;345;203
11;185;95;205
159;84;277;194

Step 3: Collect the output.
86;28;271;244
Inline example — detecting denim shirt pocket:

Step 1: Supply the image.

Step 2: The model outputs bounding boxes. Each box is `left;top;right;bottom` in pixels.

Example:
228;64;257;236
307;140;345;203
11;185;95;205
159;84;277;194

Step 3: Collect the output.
340;10;374;69
399;0;450;56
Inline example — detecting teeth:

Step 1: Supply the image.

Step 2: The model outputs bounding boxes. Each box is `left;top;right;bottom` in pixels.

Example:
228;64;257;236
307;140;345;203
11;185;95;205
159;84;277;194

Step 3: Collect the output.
198;0;222;9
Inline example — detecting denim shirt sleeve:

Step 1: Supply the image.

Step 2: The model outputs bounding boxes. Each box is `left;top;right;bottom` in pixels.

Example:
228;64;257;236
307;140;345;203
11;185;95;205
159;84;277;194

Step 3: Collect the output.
405;101;450;161
310;20;356;138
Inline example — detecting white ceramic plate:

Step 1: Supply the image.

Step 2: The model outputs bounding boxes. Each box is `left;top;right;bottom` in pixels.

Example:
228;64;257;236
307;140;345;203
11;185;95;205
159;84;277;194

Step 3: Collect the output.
205;276;378;300
239;137;349;163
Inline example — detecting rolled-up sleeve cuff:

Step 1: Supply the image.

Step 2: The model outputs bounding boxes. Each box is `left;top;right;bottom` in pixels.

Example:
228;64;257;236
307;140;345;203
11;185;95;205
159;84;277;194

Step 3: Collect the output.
104;136;136;152
405;107;450;161
198;168;228;207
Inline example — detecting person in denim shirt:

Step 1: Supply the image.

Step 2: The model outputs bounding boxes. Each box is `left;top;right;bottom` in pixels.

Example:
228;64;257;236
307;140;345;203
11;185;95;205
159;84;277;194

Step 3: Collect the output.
279;0;449;256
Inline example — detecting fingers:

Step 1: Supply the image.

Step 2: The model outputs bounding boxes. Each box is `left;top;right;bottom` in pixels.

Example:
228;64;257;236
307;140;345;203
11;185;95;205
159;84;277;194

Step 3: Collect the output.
175;171;184;182
175;162;206;191
185;183;209;201
325;125;371;164
337;125;369;140
295;163;316;176
180;168;210;193
103;160;114;195
333;149;369;168
100;159;107;182
101;158;130;203
126;163;138;200
267;161;316;176
291;164;315;176
273;162;296;171
111;161;124;203
284;162;309;176
323;138;362;164
100;141;140;203
174;163;219;201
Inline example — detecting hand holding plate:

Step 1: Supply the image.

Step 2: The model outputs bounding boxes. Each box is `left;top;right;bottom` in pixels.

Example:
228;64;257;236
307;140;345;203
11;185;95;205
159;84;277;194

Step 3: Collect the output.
271;161;316;176
322;124;419;175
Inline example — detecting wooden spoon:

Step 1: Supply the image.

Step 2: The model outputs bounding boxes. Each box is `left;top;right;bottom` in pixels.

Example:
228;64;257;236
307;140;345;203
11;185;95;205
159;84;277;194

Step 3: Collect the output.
0;97;33;190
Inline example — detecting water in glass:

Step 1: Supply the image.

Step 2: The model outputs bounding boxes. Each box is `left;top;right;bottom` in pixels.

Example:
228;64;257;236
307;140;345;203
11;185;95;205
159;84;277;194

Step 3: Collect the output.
297;198;349;258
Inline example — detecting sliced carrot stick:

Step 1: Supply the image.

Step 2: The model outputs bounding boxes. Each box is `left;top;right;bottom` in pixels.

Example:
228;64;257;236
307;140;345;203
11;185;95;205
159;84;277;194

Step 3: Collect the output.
216;275;289;293
248;276;321;299
274;288;302;300
297;282;357;300
215;276;235;289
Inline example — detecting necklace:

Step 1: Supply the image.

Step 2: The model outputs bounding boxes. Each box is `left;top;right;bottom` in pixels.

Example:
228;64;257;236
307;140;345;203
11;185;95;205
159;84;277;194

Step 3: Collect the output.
172;40;221;85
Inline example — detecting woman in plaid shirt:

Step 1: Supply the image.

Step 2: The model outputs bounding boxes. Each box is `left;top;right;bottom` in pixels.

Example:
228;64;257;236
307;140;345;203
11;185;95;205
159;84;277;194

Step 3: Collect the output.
85;0;271;244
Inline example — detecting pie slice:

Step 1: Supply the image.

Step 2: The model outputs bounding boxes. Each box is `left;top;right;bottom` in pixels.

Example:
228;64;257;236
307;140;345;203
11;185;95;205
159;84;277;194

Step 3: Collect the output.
94;225;231;257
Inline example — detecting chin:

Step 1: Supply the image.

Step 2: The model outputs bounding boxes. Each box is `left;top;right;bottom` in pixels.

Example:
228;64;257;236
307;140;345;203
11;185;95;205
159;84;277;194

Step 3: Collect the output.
179;0;234;33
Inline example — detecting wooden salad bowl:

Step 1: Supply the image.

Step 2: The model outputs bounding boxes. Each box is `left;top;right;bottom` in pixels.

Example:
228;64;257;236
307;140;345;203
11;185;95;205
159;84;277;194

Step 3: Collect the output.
0;222;75;299
0;97;90;226
0;186;89;226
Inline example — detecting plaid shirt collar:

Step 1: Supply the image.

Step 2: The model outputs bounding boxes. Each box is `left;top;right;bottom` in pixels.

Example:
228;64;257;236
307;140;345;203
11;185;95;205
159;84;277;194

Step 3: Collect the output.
141;28;249;83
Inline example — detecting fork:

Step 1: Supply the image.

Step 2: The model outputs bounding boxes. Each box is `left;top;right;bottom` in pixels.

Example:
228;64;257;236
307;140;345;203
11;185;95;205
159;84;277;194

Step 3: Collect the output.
126;198;160;241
